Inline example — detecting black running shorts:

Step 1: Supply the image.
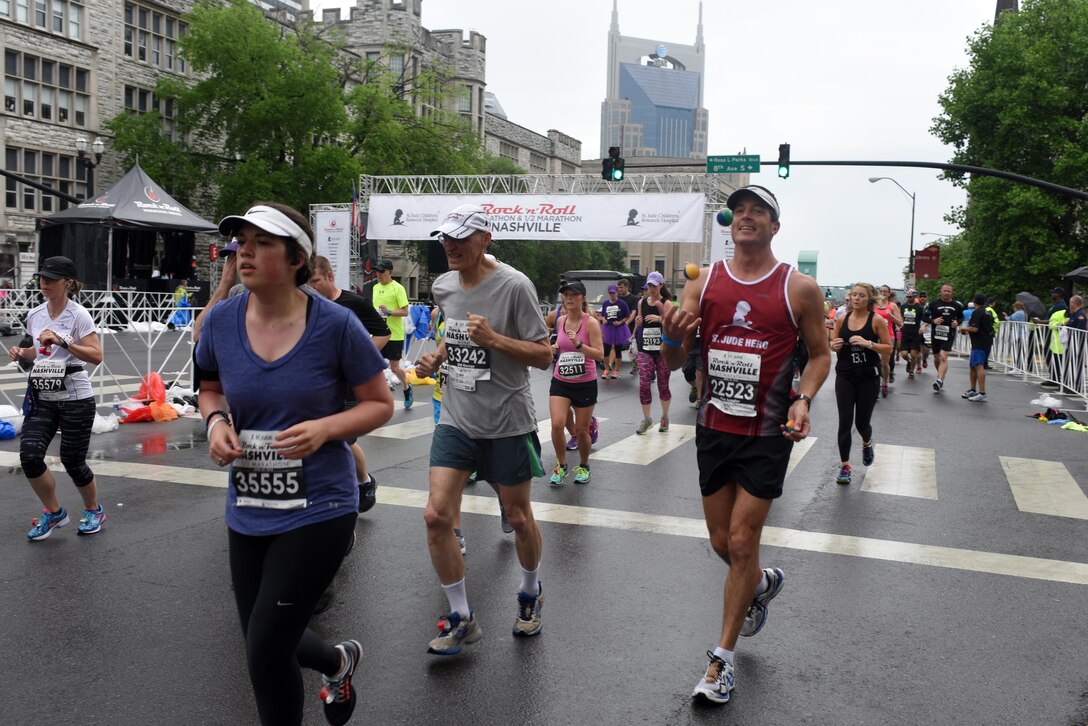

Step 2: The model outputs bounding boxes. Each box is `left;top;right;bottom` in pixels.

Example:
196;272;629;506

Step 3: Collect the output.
548;377;598;408
900;333;923;351
695;426;794;500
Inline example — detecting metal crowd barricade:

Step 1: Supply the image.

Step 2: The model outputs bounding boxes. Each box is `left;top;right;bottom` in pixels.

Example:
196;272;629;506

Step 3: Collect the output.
2;289;199;406
988;320;1087;406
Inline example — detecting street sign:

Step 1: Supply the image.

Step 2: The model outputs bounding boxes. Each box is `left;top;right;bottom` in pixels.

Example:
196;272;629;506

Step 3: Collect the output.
707;155;760;174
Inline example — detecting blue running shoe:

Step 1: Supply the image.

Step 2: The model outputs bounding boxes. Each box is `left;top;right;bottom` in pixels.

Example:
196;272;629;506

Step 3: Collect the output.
739;567;785;637
77;505;106;535
404;386;414;409
692;651;734;704
513;582;543;637
549;463;568;487
28;507;69;541
836;465;852;485
428;611;482;655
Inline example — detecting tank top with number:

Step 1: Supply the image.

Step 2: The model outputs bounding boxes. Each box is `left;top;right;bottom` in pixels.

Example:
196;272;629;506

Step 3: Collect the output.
835;311;881;379
697;260;799;437
553;313;596;383
636;297;665;354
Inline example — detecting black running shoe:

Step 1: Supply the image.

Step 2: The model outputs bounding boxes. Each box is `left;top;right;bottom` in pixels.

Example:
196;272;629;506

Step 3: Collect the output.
358;474;377;514
320;640;361;725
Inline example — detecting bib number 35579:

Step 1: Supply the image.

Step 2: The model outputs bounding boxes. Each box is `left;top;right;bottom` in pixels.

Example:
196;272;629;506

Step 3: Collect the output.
232;429;307;510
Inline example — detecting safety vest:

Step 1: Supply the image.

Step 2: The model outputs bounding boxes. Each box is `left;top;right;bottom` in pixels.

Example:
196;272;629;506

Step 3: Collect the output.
1049;309;1068;354
987;306;1000;336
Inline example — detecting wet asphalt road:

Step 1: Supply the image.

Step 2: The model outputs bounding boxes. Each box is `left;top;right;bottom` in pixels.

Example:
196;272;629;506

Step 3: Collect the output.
0;343;1086;725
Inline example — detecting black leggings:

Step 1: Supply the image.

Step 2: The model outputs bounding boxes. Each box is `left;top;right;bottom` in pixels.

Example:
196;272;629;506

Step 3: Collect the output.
19;396;96;484
835;374;879;463
228;512;357;726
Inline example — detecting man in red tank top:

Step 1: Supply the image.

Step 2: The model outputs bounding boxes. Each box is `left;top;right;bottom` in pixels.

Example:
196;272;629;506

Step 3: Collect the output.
662;185;830;706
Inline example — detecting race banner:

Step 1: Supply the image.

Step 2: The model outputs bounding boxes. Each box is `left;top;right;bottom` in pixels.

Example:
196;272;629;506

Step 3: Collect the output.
710;220;735;263
367;194;704;243
313;210;352;290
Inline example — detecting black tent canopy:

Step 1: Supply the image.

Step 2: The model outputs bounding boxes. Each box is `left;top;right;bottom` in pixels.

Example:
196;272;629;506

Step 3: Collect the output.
35;164;218;291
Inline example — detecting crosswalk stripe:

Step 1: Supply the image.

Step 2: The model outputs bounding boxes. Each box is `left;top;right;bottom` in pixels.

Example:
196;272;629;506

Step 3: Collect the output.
368;416;612;442
590;424;696;465
786;437;818;479
1000;456;1088;520
5;450;1087;586
861;444;938;499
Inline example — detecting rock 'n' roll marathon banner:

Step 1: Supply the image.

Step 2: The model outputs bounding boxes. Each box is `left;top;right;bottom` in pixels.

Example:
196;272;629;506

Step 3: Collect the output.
367;194;705;243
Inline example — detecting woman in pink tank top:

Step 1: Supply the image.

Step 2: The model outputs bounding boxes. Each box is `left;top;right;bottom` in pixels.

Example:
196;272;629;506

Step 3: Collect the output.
873;286;902;398
547;281;603;486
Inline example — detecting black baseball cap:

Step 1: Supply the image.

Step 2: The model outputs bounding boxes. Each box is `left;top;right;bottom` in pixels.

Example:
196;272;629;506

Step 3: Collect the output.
376;259;394;272
559;280;587;295
37;256;77;280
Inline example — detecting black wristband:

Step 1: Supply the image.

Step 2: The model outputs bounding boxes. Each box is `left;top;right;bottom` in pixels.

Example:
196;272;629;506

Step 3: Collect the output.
205;409;231;428
794;394;813;407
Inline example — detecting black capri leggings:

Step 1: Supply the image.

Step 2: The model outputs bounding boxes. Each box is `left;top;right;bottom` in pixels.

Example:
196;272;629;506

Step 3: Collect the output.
835;374;880;463
19;396;96;484
228;512;357;726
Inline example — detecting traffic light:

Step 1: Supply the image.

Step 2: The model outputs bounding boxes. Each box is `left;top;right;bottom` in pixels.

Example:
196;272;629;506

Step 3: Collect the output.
777;143;790;179
602;146;625;181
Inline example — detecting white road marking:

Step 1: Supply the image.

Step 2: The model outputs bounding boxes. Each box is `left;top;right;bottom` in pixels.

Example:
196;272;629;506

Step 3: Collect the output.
786;437;817;479
861;444;938;499
4;451;1085;586
366;417;440;440
590;424;696;465
1000;456;1088;520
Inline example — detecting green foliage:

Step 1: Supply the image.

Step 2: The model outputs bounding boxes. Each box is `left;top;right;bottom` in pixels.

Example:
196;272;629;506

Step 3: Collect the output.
932;0;1088;304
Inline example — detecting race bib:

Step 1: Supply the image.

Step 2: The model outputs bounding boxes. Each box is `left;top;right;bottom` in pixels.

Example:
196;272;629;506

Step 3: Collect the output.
30;360;67;401
903;309;916;325
707;349;761;417
934;324;950;341
641;327;662;351
605;306;619;321
923;327;933;344
556;351;586;378
444;319;492;391
232;429;307;510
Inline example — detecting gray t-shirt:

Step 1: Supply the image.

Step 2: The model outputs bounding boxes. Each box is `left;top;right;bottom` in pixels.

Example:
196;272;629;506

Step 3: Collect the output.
433;262;548;439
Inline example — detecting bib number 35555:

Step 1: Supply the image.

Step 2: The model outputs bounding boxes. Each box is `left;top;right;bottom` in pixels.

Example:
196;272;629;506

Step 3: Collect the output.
232;429;307;510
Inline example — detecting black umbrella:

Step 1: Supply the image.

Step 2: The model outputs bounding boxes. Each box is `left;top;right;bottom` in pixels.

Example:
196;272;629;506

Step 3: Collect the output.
1063;265;1088;286
1015;291;1046;320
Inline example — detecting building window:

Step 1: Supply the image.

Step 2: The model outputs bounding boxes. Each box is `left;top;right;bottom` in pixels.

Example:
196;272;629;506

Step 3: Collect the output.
529;153;547;173
457;84;471;113
3;50;90;128
124;84;179;141
499;141;518;161
124;2;187;73
0;0;82;38
630;259;640;275
5;145;84;212
561;162;577;175
654;259;666;275
389;54;404;76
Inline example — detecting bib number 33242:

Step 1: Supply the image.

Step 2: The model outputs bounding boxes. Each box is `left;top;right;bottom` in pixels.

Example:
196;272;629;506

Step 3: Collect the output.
232;429;307;510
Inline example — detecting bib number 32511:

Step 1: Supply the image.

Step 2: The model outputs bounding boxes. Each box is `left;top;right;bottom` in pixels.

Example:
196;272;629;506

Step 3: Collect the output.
232;429;307;510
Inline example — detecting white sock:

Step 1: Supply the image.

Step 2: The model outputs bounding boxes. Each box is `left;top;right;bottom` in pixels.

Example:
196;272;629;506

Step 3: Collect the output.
358;474;371;486
441;578;470;618
519;564;539;596
753;569;770;596
713;646;734;665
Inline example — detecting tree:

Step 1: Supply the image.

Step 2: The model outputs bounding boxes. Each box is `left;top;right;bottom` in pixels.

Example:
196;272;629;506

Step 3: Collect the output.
932;0;1088;305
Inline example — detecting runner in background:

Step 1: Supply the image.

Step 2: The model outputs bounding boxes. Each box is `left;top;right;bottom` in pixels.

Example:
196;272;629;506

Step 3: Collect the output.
633;271;673;434
874;285;902;398
898;290;925;379
598;283;631;379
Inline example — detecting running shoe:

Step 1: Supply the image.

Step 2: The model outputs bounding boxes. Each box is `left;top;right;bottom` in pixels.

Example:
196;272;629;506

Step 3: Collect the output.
659;416;670;432
467;471;477;485
689;385;698;404
513;582;543;637
601;368;611;379
636;417;653;435
27;507;69;541
319;639;361;725
358;474;377;514
690;399;701;410
573;465;591;484
404;386;414;409
454;527;466;555
933;379;944;393
881;383;888;398
862;441;875;466
77;505;106;536
692;651;734;704
549;463;569;487
589;416;600;444
565;435;578;451
740;567;785;637
630;365;638;376
907;371;914;380
499;502;513;534
968;391;988;402
428;611;482;655
922;359;928;369
961;388;977;399
836;465;852;485
610;371;619;379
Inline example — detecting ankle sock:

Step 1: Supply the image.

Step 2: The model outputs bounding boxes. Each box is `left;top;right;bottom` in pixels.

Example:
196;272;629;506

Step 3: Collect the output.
519;565;539;596
713;646;734;665
441;578;470;618
754;570;770;596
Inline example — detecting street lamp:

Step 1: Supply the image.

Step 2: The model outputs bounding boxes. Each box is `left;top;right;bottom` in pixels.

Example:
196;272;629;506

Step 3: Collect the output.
75;136;105;199
920;232;955;240
868;176;916;282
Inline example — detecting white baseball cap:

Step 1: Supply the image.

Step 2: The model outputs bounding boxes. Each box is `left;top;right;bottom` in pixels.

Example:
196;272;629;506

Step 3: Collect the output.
430;204;491;239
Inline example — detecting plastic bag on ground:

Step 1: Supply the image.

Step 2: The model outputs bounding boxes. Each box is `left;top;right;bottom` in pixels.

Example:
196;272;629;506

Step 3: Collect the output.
121;406;154;424
0;420;15;440
0;404;23;435
137;372;167;403
92;413;120;434
149;400;179;422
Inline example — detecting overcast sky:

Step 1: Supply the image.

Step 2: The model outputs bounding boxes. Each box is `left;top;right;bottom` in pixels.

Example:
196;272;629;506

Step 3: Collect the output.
312;0;1003;287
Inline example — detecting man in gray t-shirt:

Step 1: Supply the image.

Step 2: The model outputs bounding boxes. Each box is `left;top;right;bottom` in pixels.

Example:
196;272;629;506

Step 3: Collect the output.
415;204;552;656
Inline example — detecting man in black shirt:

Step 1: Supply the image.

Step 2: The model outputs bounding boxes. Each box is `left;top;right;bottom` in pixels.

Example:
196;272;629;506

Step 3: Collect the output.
898;289;926;379
959;292;993;402
617;277;640;375
310;256;391;512
923;283;964;393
